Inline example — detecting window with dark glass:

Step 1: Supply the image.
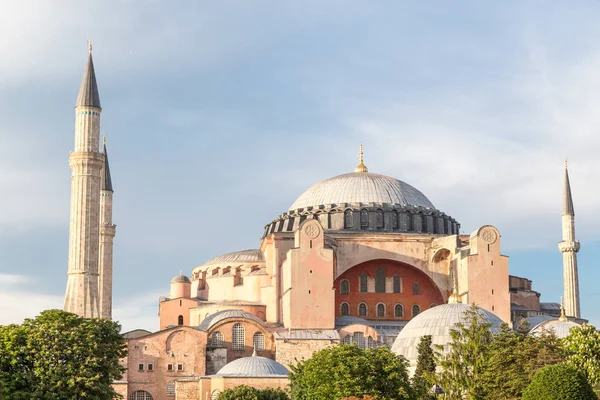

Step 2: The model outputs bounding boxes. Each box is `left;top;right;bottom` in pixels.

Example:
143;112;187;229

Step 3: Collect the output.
358;303;367;317
393;274;401;293
178;315;184;325
341;302;349;316
412;304;421;317
377;303;385;317
344;209;354;228
375;267;385;293
360;209;368;228
394;304;403;317
360;274;368;293
340;279;350;295
412;281;420;295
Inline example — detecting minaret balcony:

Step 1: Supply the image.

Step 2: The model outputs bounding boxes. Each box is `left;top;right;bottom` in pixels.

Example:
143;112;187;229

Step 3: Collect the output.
558;241;580;253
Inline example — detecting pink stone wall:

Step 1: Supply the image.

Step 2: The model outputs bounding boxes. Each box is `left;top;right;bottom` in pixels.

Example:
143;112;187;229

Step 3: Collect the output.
158;297;199;330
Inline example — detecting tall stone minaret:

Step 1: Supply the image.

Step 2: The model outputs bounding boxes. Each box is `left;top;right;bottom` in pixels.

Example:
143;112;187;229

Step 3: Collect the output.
558;160;581;318
99;139;116;319
64;44;103;318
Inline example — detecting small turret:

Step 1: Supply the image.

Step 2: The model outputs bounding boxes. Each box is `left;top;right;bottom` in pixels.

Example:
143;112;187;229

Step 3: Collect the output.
170;272;191;299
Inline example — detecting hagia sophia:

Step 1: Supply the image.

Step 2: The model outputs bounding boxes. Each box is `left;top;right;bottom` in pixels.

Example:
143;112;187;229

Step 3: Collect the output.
63;48;586;400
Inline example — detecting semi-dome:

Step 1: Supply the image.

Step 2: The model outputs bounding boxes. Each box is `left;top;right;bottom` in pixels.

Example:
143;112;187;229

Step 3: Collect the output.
290;172;435;211
216;353;289;377
391;303;503;367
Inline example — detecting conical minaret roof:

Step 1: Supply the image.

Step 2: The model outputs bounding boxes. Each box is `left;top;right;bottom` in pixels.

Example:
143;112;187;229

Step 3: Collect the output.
563;160;574;216
76;44;101;109
101;139;113;191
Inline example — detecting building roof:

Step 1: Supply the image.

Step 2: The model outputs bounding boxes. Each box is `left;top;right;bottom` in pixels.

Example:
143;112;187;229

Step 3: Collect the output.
171;273;191;284
529;318;580;338
203;249;264;266
391;303;503;366
101;142;113;191
274;329;340;340
289;172;435;211
198;309;264;331
76;52;101;108
216;354;289;377
514;315;555;330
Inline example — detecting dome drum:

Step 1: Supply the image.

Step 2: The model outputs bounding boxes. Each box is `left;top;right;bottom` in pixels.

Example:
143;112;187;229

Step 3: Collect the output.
263;204;459;237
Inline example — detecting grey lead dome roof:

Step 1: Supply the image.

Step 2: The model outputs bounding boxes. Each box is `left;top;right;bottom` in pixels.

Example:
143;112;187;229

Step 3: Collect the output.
289;172;435;211
529;319;580;339
391;303;503;366
216;355;289;377
203;249;264;266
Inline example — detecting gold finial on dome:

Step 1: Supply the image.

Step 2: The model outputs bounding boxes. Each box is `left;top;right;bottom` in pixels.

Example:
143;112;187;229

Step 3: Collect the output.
354;143;369;173
88;41;93;53
559;296;568;322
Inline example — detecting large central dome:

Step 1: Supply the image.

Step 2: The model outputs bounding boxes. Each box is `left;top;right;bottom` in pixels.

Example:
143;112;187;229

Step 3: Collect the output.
289;172;435;211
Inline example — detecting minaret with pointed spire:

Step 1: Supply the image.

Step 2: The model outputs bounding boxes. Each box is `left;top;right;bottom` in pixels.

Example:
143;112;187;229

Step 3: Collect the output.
64;43;104;318
98;137;116;319
558;159;581;318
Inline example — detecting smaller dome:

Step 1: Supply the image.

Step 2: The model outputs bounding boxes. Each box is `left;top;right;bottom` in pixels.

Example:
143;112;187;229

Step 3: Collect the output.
203;249;264;266
171;273;191;284
216;355;289;377
391;303;503;367
529;319;580;338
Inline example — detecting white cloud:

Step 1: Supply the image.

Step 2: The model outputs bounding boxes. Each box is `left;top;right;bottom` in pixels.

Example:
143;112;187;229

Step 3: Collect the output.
0;276;63;325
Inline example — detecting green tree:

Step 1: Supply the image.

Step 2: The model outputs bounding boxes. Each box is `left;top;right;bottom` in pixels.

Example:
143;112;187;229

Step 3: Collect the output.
216;385;289;400
563;324;600;388
0;310;127;400
522;363;596;400
434;305;493;400
412;335;435;400
289;344;414;400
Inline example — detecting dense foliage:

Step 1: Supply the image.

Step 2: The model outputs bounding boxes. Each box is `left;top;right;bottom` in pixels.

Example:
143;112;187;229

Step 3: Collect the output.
289;344;414;400
435;306;493;399
412;335;435;400
0;309;127;400
522;363;596;400
563;324;600;388
216;385;289;400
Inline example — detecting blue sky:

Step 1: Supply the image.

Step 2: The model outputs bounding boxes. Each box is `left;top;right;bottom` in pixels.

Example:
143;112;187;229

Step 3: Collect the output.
1;1;600;331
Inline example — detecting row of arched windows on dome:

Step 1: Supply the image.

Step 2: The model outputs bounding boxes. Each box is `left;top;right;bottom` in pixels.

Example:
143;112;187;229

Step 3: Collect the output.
340;302;436;318
341;332;377;349
343;209;455;234
208;324;265;351
339;274;419;295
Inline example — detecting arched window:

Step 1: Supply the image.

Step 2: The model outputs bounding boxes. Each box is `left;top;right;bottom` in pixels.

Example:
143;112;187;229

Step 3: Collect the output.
211;390;221;400
394;304;404;318
341;302;350;316
177;315;184;326
412;304;421;317
358;302;367;317
376;210;384;228
375;267;385;293
359;274;368;293
393;274;401;293
412;281;420;295
368;336;375;348
232;323;245;350
353;332;366;349
253;332;265;351
344;209;354;228
360;209;369;228
391;211;398;229
210;331;223;347
340;279;350;295
342;335;352;344
130;391;153;400
377;303;386;317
